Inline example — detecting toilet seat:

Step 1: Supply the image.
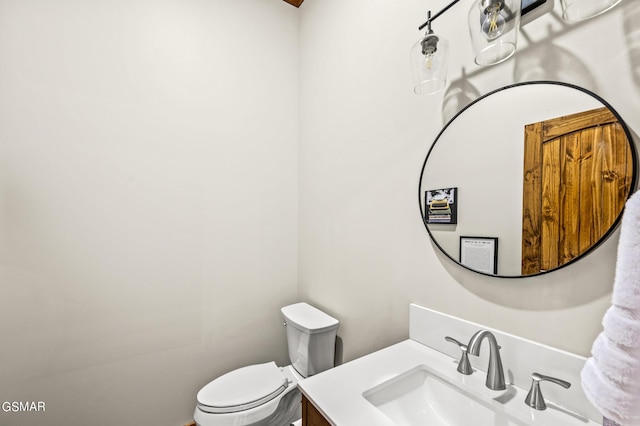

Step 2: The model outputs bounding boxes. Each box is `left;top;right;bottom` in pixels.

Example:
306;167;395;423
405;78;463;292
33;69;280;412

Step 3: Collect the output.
194;365;302;426
197;362;289;414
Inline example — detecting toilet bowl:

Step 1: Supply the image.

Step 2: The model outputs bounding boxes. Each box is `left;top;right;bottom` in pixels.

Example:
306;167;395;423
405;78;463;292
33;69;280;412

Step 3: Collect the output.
194;363;303;426
194;303;339;426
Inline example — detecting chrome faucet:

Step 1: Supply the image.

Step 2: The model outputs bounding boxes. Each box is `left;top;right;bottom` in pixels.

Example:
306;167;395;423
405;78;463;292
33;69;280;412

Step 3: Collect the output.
466;330;506;391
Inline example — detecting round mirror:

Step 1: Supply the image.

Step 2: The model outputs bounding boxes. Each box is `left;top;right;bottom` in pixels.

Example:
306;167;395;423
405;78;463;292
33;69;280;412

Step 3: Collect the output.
419;81;638;278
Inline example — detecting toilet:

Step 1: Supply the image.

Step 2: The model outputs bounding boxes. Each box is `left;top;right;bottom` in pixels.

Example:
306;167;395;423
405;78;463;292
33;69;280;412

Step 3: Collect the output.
194;302;339;426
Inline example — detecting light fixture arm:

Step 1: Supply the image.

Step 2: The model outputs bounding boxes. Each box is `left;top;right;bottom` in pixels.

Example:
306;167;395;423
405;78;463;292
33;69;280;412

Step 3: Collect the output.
418;0;462;31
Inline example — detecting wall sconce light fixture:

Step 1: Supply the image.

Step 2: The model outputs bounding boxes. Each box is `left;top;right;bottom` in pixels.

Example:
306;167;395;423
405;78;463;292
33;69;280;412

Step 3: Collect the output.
468;0;521;66
411;0;520;95
412;0;624;95
411;10;451;95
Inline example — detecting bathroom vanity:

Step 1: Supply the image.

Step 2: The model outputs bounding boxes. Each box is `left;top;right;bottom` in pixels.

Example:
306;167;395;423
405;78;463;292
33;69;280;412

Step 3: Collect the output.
298;304;601;425
301;394;331;426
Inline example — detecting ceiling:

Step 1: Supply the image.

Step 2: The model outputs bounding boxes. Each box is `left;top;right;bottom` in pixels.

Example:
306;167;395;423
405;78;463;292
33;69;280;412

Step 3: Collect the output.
283;0;304;7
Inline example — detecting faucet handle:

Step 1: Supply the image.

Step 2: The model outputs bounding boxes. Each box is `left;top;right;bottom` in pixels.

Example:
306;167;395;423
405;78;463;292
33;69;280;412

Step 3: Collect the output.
445;336;473;375
525;372;571;410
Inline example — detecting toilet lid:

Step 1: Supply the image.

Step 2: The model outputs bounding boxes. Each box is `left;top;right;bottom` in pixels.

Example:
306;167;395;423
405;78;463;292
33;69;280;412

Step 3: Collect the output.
197;362;289;414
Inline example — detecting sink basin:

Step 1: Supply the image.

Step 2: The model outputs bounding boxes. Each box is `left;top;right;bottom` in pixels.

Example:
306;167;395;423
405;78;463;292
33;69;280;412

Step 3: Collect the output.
363;364;529;425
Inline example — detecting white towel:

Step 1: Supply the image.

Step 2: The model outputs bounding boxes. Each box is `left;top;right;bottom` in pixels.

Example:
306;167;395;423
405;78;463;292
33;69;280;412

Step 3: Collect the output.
590;332;640;390
611;192;640;311
582;357;640;425
602;306;640;348
581;190;640;426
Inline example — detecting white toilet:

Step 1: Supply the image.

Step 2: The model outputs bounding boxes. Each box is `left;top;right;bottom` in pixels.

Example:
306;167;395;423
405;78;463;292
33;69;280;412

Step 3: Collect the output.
194;302;339;426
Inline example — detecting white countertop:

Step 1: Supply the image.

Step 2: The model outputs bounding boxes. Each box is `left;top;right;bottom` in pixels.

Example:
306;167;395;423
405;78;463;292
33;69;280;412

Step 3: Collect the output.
299;339;448;426
298;339;598;426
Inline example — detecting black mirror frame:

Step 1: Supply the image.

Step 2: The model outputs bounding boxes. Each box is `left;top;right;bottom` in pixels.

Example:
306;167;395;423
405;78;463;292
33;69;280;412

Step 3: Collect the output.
418;80;639;278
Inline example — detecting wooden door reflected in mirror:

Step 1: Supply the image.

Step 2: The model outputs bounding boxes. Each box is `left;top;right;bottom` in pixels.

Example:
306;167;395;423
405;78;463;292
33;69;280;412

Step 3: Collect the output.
522;107;634;274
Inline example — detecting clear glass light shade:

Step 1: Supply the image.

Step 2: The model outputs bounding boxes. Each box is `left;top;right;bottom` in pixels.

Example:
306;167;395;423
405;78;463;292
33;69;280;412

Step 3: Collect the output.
560;0;623;21
468;0;521;66
411;32;450;95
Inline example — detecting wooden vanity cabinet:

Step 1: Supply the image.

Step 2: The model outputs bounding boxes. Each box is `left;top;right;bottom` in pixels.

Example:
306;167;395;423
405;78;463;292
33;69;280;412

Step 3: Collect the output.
302;394;332;426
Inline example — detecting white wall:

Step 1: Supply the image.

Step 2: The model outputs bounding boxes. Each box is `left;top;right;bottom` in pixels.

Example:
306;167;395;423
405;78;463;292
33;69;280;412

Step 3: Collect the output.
0;1;299;425
298;0;640;364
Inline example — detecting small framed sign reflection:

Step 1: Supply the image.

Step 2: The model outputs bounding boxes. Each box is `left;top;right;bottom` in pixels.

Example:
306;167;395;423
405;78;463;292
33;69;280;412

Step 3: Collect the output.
459;236;498;275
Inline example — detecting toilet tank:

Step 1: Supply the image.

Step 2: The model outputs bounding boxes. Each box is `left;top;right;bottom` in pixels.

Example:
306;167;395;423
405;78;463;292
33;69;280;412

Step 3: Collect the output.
281;303;339;378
